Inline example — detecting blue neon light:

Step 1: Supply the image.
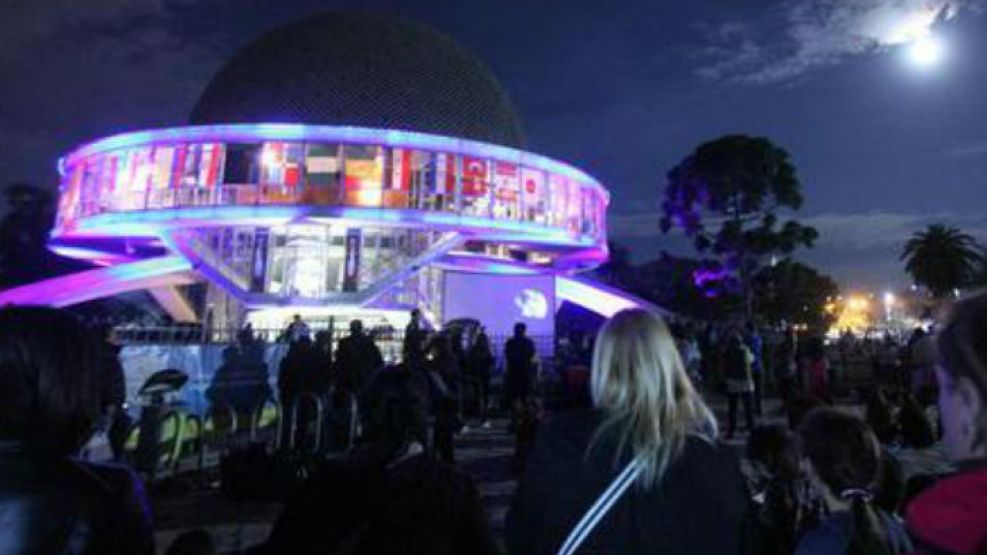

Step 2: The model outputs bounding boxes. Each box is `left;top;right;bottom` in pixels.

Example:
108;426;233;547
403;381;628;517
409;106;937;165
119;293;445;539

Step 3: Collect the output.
69;205;603;251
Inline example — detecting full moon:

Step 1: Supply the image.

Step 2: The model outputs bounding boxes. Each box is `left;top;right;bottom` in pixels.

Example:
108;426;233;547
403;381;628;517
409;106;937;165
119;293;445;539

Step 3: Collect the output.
907;35;945;68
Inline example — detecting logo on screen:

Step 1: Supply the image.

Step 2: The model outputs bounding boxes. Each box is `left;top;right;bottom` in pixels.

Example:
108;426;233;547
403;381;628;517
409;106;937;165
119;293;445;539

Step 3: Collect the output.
515;289;548;319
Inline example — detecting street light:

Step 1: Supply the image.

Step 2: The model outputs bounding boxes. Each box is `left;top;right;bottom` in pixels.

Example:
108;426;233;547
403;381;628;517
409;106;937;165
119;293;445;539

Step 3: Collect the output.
883;291;895;322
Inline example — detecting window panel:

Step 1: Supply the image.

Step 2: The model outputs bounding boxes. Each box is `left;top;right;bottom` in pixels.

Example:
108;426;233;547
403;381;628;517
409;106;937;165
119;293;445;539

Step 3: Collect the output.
461;156;491;217
147;146;175;209
521;168;548;224
258;142;304;204
383;147;412;209
548;173;568;228
422;151;454;211
566;180;582;234
303;143;342;205
492;161;520;220
343;145;383;208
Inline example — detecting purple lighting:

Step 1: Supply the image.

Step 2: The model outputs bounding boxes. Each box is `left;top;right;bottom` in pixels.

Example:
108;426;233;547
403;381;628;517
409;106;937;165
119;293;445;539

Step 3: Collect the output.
0;256;194;307
0;119;667;318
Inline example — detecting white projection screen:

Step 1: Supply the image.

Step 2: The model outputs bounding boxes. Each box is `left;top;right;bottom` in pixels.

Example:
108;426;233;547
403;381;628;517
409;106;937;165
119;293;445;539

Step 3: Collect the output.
442;271;556;339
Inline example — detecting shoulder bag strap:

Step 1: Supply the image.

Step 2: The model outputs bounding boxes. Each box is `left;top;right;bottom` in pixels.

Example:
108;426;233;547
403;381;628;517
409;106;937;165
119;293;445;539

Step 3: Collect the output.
557;459;642;555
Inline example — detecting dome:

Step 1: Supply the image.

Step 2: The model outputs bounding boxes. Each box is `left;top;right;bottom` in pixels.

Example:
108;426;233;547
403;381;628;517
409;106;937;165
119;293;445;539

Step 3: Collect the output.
190;11;525;148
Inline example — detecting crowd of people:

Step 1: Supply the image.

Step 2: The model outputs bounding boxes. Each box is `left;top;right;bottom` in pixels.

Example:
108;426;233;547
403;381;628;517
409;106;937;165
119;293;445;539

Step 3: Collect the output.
1;295;986;554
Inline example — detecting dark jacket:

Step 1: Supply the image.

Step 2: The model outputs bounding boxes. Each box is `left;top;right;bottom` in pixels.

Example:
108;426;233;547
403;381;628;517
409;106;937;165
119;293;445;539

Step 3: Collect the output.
467;343;495;379
335;333;384;393
0;444;154;555
504;335;536;398
253;448;498;555
906;461;987;555
98;342;126;409
506;410;749;555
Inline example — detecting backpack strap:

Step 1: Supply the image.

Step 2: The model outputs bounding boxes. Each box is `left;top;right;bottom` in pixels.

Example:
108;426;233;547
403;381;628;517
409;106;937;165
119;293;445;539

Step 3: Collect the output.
557;459;642;555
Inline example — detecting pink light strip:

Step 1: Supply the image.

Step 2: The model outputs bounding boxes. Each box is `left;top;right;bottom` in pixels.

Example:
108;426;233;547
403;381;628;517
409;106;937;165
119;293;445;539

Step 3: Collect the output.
0;256;194;307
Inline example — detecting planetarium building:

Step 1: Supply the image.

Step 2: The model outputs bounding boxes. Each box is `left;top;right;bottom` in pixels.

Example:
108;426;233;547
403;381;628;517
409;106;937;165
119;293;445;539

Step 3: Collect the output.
1;12;646;338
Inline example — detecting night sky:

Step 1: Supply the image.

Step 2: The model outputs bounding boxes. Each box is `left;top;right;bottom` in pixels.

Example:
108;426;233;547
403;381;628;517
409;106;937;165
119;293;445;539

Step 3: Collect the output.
3;0;986;291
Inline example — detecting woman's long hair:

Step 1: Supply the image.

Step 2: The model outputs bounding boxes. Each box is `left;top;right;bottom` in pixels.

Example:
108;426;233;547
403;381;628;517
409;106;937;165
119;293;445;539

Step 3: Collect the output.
589;309;717;488
799;408;892;555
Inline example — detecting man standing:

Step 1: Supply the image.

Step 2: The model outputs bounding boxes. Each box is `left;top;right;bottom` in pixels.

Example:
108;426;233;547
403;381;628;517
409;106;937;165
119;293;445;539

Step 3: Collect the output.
403;309;427;370
283;314;311;343
504;323;537;418
335;320;384;396
745;323;764;416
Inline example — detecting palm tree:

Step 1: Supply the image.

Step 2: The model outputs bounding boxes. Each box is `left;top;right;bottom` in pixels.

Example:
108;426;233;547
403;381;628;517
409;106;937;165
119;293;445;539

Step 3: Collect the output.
901;225;982;297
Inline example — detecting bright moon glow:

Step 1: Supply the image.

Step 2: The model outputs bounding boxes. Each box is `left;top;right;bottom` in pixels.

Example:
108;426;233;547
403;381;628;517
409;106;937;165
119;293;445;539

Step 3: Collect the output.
907;35;944;68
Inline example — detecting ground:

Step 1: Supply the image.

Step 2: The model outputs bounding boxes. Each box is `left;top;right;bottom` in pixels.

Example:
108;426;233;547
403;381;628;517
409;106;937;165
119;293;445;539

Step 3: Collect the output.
151;395;953;553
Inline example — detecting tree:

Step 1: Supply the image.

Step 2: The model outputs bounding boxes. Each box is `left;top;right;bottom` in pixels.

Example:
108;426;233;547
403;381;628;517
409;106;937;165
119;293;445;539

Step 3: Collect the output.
622;253;740;320
0;183;58;287
753;258;839;332
0;183;94;289
596;240;632;286
901;224;982;298
659;135;818;321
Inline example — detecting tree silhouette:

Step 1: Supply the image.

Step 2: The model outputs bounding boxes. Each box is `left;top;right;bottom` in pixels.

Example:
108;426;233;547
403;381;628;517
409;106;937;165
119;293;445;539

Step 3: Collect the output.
597;240;631;286
0;184;58;287
901;224;981;298
660;135;817;320
753;258;839;332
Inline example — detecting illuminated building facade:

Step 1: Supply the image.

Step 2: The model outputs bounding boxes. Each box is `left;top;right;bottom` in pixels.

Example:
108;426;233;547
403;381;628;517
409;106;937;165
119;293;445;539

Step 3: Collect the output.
0;12;651;335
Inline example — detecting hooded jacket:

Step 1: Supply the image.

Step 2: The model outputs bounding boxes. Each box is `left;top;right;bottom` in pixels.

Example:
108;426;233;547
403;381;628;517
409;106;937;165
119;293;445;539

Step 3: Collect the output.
906;462;987;555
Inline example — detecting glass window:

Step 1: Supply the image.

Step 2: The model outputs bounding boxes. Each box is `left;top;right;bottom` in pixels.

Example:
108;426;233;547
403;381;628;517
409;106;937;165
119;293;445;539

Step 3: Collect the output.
419;151;452;211
492;161;520;220
521;168;547;224
117;148;153;211
147;146;175;209
303;143;342;205
223;144;258;185
548;173;568;228
198;144;224;189
79;159;99;217
344;145;384;208
567;180;582;234
258;142;304;204
461;156;491;217
382;147;412;209
97;153;121;212
223;143;259;205
57;164;84;228
581;187;596;236
172;143;223;206
172;144;196;192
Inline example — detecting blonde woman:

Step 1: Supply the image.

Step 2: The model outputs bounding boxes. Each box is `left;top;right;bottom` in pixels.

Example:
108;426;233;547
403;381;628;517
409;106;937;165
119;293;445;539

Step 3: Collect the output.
506;309;749;555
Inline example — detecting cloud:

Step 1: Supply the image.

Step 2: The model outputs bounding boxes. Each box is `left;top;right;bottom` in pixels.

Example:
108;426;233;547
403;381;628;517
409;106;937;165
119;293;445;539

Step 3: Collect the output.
695;0;983;85
0;0;225;185
609;208;987;252
943;142;987;157
608;211;662;238
798;211;987;253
